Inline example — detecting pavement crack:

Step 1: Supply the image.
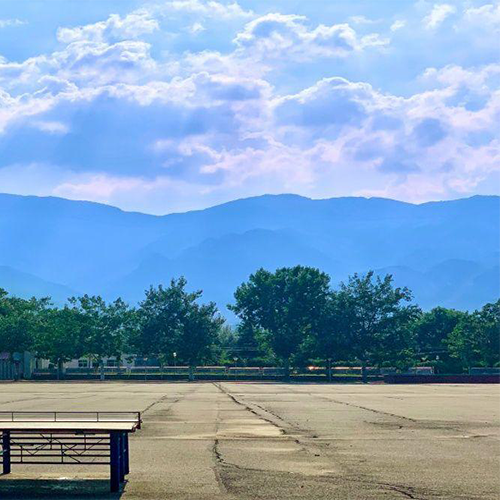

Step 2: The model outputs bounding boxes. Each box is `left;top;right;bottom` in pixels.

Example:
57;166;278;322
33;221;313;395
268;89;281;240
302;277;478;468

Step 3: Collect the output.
212;383;328;459
213;382;287;435
212;388;231;494
378;483;423;499
142;394;174;414
312;394;418;423
142;384;200;415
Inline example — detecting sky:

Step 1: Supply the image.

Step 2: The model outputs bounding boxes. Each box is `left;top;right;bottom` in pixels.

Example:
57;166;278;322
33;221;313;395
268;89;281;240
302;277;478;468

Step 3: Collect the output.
0;0;499;214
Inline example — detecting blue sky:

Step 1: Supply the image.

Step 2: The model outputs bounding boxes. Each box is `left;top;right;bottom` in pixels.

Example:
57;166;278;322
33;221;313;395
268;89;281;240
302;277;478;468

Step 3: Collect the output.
0;0;499;214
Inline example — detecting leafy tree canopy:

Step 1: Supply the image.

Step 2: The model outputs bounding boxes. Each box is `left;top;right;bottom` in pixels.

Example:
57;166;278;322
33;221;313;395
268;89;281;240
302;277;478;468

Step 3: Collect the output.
230;266;331;375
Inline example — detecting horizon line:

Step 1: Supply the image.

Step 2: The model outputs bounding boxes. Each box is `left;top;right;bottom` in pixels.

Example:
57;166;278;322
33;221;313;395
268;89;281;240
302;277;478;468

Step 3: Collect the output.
0;191;498;218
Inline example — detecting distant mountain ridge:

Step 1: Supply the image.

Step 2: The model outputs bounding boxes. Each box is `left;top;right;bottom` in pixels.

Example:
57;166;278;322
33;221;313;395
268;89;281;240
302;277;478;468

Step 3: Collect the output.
0;193;498;312
0;266;76;303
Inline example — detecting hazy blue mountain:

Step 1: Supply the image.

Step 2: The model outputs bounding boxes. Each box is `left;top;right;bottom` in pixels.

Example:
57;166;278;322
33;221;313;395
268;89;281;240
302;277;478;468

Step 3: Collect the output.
0;194;168;289
374;260;499;311
105;228;342;312
0;193;498;313
0;266;77;303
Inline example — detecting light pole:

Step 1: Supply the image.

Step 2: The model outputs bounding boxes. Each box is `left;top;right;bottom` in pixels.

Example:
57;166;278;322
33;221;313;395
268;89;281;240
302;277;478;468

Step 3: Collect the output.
173;352;177;368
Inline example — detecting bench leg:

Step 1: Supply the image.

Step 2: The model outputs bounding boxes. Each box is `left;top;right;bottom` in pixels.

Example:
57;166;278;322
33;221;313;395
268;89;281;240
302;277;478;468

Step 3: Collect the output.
124;433;130;475
2;431;11;475
110;431;121;492
119;433;125;482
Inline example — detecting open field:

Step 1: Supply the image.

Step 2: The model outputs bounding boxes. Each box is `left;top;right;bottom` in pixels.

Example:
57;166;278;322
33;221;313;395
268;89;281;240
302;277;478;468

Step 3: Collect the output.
0;382;499;499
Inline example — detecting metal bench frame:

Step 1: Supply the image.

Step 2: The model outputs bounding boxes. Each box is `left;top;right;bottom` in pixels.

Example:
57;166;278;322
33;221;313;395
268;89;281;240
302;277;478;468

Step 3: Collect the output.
0;412;141;493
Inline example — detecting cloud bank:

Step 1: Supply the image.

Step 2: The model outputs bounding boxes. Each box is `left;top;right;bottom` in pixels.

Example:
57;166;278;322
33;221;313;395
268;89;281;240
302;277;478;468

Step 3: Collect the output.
0;0;498;213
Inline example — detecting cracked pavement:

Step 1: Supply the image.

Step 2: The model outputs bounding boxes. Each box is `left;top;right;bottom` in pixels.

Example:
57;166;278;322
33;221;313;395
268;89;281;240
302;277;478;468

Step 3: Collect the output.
0;382;498;499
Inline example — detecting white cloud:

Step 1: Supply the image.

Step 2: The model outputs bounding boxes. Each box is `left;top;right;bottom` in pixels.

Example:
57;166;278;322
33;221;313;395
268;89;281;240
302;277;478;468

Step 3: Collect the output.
0;3;498;212
422;62;500;90
349;16;380;25
2;53;498;209
0;19;25;28
188;22;206;34
57;10;159;43
234;14;388;62
31;120;69;134
52;172;220;214
0;39;160;92
390;20;406;32
163;0;253;19
423;4;456;30
463;2;500;30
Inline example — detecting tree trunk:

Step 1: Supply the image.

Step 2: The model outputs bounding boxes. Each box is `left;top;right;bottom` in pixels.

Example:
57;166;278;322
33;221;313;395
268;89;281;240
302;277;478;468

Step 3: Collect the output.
283;358;290;382
188;365;195;382
361;360;368;384
327;358;332;383
100;359;105;381
57;359;64;381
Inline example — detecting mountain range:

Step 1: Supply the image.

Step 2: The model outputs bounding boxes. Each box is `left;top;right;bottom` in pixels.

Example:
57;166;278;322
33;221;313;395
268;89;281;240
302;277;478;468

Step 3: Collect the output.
0;193;498;316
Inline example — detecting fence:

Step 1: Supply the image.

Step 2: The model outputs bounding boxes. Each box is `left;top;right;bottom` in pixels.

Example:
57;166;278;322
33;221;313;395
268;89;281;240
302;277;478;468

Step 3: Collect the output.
0;359;16;380
469;367;500;375
31;365;390;382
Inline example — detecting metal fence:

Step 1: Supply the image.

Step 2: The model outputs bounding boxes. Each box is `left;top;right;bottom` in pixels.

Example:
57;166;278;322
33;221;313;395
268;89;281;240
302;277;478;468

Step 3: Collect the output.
30;365;398;380
0;359;15;380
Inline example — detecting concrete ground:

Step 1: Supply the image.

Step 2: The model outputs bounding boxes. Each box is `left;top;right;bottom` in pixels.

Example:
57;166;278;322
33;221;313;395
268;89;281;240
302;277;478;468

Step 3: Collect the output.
0;382;499;499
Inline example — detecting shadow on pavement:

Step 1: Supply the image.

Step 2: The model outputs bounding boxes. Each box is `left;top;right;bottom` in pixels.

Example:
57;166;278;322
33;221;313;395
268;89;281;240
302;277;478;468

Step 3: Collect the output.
0;476;124;499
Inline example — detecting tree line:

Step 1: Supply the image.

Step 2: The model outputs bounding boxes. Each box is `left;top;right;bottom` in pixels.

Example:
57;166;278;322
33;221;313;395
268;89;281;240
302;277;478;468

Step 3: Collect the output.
0;267;498;380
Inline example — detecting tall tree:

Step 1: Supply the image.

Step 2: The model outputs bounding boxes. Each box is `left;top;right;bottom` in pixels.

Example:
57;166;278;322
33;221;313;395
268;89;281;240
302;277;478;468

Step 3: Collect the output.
133;279;189;366
338;272;419;381
230;266;331;380
0;290;46;356
70;295;131;380
135;278;224;379
412;307;465;372
447;300;500;369
413;307;465;354
233;321;271;366
447;314;477;370
478;300;500;366
312;292;350;381
176;298;224;380
0;290;49;379
34;306;86;379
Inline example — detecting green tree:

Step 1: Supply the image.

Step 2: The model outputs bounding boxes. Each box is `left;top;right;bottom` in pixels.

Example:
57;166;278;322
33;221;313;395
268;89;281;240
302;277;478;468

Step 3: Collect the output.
230;266;331;380
70;295;131;380
412;307;465;372
133;279;189;366
338;272;419;381
312;292;350;381
0;289;46;356
0;290;49;379
479;301;500;366
447;315;478;370
176;297;224;379
413;307;464;352
34;306;86;379
135;278;224;380
447;300;500;370
233;321;272;366
215;324;238;365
